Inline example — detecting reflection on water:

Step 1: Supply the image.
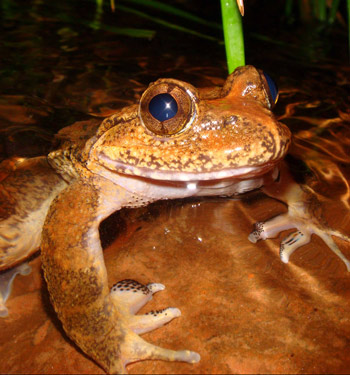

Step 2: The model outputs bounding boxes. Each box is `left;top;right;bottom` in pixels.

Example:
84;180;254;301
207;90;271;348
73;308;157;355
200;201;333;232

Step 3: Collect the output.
279;88;350;218
0;0;350;374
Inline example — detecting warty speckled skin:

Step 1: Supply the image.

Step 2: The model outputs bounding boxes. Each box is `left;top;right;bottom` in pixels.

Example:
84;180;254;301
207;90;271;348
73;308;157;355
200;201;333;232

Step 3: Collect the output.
40;65;291;373
0;65;292;372
5;65;349;373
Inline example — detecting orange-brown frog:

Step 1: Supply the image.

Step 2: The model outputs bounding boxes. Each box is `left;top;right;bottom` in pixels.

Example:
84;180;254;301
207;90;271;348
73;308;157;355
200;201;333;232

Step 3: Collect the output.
0;65;349;373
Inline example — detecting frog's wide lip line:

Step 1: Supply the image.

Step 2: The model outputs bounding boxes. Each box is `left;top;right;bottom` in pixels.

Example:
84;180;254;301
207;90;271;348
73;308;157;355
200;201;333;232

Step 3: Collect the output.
97;153;281;182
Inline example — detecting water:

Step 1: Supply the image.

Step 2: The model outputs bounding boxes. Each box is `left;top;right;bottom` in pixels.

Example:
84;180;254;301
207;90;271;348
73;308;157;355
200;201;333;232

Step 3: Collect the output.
1;1;350;373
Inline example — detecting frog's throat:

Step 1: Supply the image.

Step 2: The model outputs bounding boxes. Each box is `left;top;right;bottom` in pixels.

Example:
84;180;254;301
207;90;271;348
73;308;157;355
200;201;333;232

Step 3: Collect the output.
96;152;280;182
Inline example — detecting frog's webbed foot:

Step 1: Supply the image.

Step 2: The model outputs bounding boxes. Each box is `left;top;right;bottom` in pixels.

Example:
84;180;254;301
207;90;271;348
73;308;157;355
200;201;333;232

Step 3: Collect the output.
109;279;200;371
248;184;350;271
0;263;31;317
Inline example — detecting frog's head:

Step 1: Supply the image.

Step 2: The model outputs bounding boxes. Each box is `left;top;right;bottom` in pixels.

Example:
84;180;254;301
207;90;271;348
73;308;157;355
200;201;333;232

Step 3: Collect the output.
86;65;291;183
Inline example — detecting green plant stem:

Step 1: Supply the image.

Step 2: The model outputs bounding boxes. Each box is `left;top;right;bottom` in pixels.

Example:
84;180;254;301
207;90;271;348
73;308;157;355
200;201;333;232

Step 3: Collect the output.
285;0;293;19
328;0;340;24
348;0;350;61
320;0;327;21
116;4;220;42
221;0;245;73
121;0;221;30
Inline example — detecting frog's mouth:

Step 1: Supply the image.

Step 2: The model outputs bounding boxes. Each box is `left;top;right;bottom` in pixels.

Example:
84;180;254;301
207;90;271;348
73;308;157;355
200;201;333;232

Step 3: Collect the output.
97;152;281;182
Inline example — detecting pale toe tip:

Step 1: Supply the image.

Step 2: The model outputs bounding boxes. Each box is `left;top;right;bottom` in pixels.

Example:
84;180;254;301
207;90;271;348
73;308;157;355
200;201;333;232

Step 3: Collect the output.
147;283;165;293
168;307;181;317
0;305;9;318
185;350;201;363
248;232;259;243
19;263;32;276
190;351;201;363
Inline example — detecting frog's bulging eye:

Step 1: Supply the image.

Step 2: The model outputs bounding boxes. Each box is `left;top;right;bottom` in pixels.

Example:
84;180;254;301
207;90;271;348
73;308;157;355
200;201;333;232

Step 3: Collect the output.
263;72;279;107
148;93;178;122
139;82;194;136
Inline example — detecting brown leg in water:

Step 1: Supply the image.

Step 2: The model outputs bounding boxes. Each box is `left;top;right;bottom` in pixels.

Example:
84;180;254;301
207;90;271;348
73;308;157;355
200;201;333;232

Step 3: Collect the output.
41;177;199;374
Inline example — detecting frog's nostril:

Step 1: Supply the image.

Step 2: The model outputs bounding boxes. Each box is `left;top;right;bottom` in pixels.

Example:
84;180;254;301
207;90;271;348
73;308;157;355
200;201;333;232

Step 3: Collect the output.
148;93;178;122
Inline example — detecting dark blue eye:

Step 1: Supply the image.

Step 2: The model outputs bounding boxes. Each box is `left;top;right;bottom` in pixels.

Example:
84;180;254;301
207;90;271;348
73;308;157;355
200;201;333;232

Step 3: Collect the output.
148;93;178;122
263;72;279;106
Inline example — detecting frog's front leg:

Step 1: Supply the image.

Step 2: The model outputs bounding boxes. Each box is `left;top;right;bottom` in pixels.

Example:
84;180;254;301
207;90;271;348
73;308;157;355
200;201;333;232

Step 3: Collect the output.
249;165;350;271
41;177;199;374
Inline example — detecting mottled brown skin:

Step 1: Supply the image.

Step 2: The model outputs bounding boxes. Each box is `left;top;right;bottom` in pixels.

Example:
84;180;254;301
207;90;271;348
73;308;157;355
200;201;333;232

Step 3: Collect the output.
0;157;67;269
42;178;129;373
1;65;349;371
38;66;290;373
1;66;291;372
89;67;290;179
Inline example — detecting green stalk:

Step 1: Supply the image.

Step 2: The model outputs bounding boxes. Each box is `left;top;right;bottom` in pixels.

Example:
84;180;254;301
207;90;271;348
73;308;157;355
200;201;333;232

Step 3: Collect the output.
348;0;350;61
96;0;103;12
121;0;221;30
317;0;326;22
94;0;103;29
328;0;340;24
221;0;245;73
115;4;220;42
284;0;293;19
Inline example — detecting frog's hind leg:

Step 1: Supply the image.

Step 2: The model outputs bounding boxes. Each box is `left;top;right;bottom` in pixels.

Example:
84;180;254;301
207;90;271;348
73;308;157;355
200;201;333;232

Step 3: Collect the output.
110;279;200;372
0;263;31;317
0;156;68;316
248;183;350;271
0;156;68;267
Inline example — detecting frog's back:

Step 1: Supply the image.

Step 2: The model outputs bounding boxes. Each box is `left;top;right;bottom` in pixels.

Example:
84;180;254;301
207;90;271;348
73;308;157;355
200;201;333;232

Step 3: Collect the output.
53;118;102;151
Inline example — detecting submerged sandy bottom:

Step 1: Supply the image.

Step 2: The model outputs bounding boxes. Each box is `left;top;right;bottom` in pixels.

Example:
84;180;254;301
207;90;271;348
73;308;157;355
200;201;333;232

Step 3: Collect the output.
1;192;350;374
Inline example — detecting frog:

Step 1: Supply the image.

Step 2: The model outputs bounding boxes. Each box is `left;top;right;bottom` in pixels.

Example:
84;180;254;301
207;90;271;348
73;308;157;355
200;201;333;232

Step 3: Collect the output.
0;65;349;373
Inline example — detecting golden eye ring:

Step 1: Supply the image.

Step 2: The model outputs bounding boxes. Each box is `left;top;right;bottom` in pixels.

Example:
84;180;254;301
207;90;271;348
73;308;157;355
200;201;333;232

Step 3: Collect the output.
139;82;195;136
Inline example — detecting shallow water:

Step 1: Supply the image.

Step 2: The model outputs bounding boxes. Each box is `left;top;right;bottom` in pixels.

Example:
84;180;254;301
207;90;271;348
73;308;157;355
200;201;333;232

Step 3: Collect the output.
0;1;350;374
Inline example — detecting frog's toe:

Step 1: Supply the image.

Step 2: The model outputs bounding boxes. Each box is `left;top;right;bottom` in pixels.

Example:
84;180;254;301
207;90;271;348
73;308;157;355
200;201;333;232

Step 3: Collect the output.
280;230;311;263
129;307;181;334
316;230;350;272
121;333;200;370
248;222;264;243
248;213;294;243
0;263;31;317
110;279;182;334
110;279;165;314
0;297;8;318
